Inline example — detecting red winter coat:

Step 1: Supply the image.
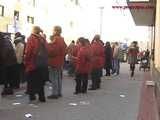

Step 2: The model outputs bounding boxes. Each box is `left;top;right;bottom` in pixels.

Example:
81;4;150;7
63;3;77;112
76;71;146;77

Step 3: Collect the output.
48;36;67;69
24;34;48;73
91;41;105;70
72;43;81;66
75;46;92;74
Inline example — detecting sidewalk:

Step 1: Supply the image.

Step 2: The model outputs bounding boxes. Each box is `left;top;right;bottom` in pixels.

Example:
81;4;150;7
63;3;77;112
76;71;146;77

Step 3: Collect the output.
137;69;159;120
0;63;157;120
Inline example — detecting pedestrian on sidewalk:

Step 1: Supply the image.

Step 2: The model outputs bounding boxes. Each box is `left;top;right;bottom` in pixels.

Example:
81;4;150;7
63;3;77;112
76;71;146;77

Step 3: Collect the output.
47;26;67;99
127;41;139;79
0;32;17;96
89;35;105;90
24;26;48;102
14;32;25;89
112;42;120;75
104;42;112;79
74;38;91;94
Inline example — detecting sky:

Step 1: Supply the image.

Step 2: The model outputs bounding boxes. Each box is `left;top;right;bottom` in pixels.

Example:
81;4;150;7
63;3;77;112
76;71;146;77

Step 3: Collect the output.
78;0;150;43
8;0;149;46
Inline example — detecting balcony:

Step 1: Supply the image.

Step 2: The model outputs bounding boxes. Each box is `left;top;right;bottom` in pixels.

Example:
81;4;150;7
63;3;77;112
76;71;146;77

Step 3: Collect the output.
127;0;156;26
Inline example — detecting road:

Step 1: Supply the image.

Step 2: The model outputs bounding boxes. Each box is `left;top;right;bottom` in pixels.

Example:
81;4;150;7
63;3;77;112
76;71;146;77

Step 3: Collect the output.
0;63;144;120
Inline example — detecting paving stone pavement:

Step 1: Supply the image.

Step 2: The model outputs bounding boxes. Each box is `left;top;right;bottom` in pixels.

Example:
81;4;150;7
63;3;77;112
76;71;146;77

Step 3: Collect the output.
0;63;144;120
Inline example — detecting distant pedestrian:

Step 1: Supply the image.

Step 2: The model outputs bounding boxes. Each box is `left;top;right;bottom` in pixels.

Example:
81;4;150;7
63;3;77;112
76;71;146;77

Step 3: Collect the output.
104;42;112;79
127;41;139;79
14;32;25;88
112;42;120;75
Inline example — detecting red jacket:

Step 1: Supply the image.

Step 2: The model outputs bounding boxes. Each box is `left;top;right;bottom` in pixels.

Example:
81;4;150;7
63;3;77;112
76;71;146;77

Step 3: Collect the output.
91;41;105;70
76;46;91;74
24;34;48;73
72;43;81;66
48;36;67;69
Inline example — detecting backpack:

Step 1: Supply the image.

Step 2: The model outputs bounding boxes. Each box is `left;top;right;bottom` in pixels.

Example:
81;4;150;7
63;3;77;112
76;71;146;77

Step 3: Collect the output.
35;38;48;68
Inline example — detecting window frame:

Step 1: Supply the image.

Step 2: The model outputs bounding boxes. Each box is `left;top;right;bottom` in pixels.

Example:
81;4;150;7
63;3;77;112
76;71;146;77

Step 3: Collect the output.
14;10;19;21
27;16;34;24
0;5;4;17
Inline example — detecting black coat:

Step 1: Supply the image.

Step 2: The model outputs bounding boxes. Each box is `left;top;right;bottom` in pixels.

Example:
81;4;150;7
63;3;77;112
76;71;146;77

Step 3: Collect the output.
104;46;112;69
0;32;17;67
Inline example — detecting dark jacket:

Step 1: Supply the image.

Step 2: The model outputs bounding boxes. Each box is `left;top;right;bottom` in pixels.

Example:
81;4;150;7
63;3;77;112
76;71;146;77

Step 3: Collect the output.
105;46;112;69
0;32;17;67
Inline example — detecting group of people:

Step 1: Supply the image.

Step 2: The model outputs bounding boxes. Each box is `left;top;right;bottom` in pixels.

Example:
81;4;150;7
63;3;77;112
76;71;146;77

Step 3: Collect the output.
0;25;140;103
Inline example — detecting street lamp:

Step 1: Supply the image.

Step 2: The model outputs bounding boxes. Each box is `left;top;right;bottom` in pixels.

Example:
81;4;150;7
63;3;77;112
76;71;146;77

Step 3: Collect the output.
99;6;104;37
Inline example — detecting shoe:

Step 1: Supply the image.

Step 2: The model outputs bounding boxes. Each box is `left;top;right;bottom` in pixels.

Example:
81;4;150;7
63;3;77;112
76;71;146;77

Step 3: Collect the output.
47;95;58;99
39;98;46;102
88;88;96;90
73;92;79;95
58;94;62;97
13;86;20;89
29;95;36;101
1;88;14;96
25;91;29;94
81;91;87;94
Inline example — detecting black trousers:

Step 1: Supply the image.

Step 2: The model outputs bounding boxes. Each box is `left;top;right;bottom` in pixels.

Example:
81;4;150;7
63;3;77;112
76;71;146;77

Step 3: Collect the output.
3;65;17;89
91;69;101;89
75;73;88;93
27;67;48;101
105;67;111;76
12;64;23;88
130;64;135;77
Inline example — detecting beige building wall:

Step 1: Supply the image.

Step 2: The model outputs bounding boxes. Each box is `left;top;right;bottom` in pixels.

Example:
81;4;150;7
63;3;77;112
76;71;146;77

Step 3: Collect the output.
154;0;160;69
0;0;37;34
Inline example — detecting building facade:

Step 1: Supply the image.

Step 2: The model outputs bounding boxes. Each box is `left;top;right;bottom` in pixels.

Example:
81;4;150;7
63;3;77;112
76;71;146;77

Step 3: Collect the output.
0;0;82;44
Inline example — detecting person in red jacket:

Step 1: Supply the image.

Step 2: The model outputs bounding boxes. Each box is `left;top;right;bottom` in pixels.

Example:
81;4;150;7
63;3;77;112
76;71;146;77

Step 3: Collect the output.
74;38;92;94
89;35;105;90
47;26;67;99
24;26;48;102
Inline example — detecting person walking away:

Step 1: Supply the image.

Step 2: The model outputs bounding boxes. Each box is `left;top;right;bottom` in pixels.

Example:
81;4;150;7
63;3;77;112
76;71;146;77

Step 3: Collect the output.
14;32;25;88
74;38;91;94
127;41;139;79
0;32;17;95
89;35;105;90
104;42;112;79
24;26;48;102
47;26;67;99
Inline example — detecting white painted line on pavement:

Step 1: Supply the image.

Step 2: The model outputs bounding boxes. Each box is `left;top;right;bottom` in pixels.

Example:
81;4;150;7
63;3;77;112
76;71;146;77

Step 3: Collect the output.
12;102;21;105
25;113;32;118
68;103;78;106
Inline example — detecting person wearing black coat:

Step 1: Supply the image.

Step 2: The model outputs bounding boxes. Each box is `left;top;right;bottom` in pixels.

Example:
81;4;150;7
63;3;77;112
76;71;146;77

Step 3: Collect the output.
0;32;17;95
104;42;113;78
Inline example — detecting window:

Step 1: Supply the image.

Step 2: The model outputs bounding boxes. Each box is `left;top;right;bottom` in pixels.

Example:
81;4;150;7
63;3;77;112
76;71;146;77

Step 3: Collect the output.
0;5;4;16
14;10;19;20
27;16;34;24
